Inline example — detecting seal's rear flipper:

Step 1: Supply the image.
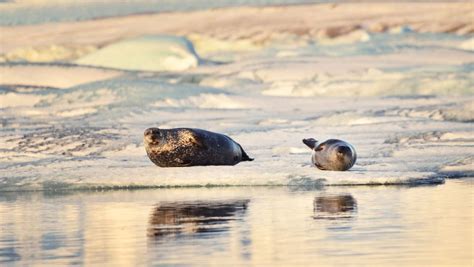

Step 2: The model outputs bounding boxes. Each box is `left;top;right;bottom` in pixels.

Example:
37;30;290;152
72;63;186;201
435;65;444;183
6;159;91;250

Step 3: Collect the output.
303;138;318;149
238;144;254;161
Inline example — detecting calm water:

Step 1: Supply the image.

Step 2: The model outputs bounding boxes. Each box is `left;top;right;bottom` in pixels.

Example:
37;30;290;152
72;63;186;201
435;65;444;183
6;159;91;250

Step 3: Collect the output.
0;179;472;266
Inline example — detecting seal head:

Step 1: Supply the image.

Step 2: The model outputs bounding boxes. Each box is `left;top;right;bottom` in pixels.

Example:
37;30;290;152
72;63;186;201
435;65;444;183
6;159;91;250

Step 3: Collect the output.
303;138;356;171
144;127;253;167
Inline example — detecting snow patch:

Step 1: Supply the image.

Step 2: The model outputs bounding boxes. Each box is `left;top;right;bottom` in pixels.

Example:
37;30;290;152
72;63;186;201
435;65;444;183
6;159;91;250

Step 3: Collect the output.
459;38;474;51
0;92;54;108
153;94;248;109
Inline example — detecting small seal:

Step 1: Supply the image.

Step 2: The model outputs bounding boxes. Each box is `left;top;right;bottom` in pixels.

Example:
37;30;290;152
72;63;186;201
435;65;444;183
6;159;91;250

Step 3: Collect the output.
144;127;253;167
302;138;356;171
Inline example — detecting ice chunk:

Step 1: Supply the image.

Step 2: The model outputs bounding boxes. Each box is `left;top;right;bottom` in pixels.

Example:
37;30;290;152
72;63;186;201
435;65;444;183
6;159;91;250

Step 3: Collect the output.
76;35;201;71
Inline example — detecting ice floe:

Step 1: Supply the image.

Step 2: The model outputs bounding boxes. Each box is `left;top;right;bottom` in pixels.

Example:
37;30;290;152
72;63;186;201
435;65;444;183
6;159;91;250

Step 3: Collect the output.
1;3;473;190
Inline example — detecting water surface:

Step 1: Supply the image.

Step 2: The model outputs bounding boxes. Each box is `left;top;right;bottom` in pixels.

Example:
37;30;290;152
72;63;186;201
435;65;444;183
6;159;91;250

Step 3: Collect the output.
1;179;472;266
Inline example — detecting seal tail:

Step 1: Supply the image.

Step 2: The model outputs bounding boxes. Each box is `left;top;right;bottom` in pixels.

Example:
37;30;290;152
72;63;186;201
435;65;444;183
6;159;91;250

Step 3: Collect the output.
238;144;254;161
302;138;318;149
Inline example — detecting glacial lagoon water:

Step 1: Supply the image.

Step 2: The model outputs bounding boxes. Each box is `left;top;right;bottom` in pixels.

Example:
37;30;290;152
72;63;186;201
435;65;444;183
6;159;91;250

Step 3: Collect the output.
0;179;472;266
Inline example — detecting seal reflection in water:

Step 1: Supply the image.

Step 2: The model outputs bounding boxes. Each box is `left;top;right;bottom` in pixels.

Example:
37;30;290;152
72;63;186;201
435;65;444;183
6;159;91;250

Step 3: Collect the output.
144;128;254;167
313;194;357;220
147;200;250;237
303;138;357;171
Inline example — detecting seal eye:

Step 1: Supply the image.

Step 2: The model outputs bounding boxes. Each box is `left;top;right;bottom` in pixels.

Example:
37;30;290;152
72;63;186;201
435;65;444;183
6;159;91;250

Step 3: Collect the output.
144;128;162;144
144;128;153;137
144;128;161;137
315;145;325;152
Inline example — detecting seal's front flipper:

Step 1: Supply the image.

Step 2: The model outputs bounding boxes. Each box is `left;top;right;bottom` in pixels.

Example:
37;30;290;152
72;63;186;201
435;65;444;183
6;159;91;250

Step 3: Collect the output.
303;138;318;149
185;130;208;150
238;144;254;161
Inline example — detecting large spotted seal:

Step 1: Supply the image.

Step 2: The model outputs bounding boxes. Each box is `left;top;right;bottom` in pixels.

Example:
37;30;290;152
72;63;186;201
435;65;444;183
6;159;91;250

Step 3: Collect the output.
144;127;253;167
303;138;357;171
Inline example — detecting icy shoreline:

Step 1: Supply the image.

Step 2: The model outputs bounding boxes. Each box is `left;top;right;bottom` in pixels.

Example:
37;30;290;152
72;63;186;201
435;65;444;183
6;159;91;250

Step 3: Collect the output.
1;3;473;191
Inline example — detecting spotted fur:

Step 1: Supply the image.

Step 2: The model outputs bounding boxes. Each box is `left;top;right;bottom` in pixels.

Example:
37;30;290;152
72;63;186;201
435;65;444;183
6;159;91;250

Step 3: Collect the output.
144;128;253;167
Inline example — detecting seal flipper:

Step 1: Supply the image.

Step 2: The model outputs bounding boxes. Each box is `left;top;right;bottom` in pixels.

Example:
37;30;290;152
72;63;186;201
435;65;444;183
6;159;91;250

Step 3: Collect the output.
303;138;318;149
186;130;208;150
238;144;254;161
